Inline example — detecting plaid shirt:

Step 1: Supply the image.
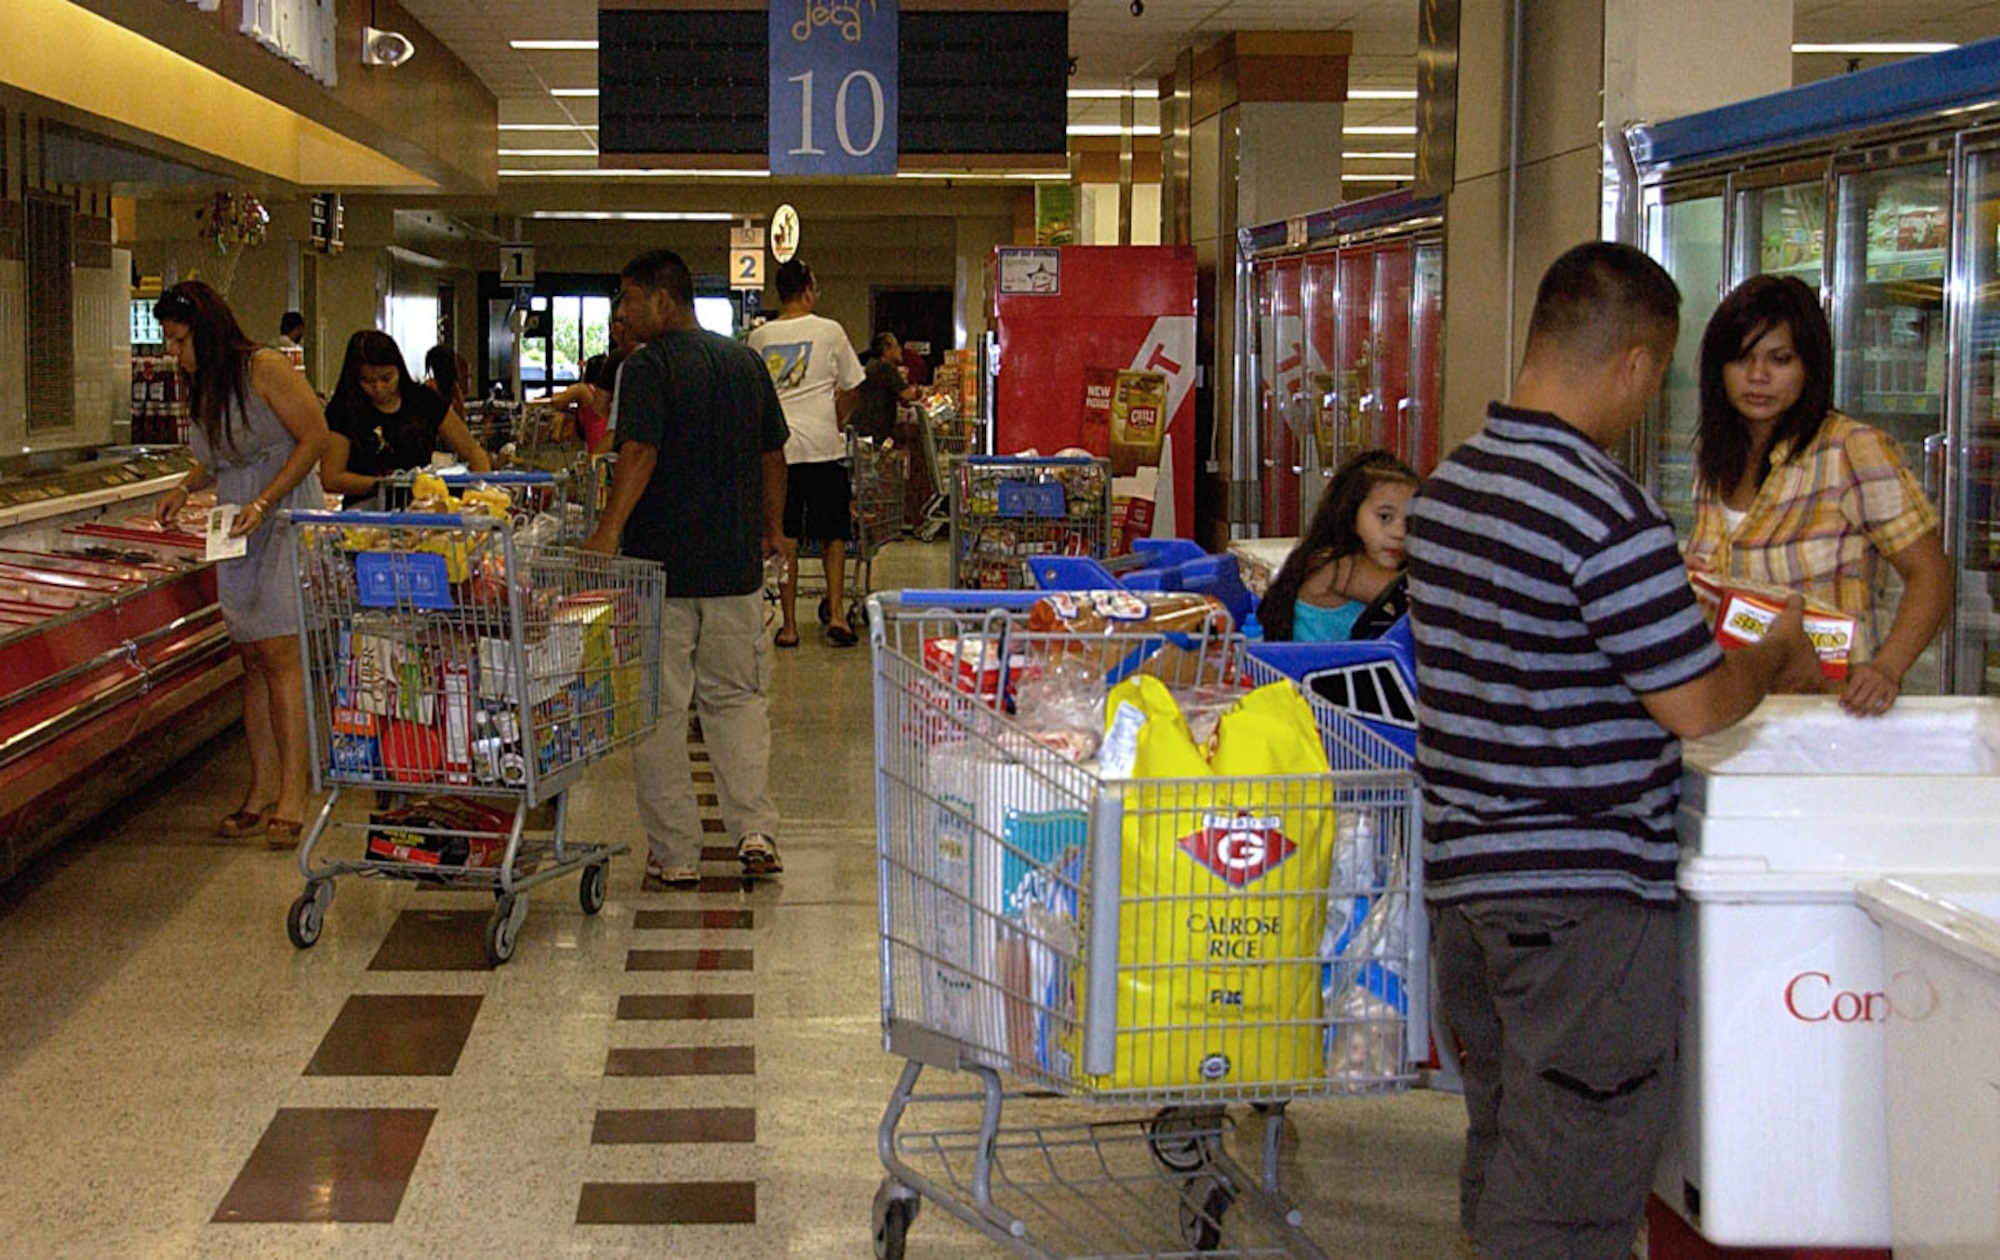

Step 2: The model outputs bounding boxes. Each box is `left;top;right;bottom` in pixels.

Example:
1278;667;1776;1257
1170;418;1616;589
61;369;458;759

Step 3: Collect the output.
1684;412;1938;655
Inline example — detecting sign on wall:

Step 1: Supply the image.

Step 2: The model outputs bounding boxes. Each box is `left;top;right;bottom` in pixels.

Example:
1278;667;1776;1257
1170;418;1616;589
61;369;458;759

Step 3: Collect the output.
730;226;766;291
769;0;898;176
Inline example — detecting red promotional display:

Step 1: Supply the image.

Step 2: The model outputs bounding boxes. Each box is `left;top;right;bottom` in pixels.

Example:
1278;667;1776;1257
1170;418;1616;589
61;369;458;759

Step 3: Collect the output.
991;245;1197;546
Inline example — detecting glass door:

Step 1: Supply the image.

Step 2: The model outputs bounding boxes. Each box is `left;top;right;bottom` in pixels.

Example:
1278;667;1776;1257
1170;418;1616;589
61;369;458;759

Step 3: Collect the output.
1950;143;2000;694
1833;159;1950;694
1643;186;1726;535
1255;259;1305;536
1732;175;1828;291
1371;242;1416;469
1335;246;1379;464
1301;251;1339;526
1409;240;1443;475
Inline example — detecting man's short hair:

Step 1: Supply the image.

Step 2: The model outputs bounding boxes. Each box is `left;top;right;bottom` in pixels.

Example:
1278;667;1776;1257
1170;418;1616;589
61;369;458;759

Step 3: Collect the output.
1526;241;1680;366
621;249;694;307
279;311;305;338
774;259;814;303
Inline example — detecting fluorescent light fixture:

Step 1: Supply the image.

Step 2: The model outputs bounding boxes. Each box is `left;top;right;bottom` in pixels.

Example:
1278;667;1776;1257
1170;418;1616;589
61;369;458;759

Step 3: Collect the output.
550;88;599;98
1342;174;1409;183
1343;151;1416;160
528;211;734;222
500;167;771;178
510;39;598;50
1349;88;1417;100
498;123;599;132
1067;124;1162;136
498;148;600;157
1067;88;1141;99
1344;125;1417;136
896;170;1068;181
1792;42;1955;55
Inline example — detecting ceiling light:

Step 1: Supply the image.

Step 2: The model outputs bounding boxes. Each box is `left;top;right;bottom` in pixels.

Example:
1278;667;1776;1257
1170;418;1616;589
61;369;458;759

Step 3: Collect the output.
1343;151;1416;160
1344;125;1417;136
1791;42;1955;55
499;167;771;178
528;211;733;221
510;39;598;50
1067;124;1162;136
1342;174;1409;183
896;171;1069;181
498;148;599;157
1067;88;1140;99
498;124;599;132
1349;88;1417;100
550;88;599;98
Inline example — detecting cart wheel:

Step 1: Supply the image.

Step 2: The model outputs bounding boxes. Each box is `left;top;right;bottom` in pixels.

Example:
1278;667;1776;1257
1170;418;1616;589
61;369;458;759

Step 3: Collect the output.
1178;1177;1233;1252
1147;1106;1219;1174
286;890;324;950
817;596;832;625
578;861;608;915
487;894;525;964
872;1179;919;1260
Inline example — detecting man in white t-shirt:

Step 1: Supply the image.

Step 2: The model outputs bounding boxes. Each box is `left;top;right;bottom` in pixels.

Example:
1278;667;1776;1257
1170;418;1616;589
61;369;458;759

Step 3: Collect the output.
746;259;866;646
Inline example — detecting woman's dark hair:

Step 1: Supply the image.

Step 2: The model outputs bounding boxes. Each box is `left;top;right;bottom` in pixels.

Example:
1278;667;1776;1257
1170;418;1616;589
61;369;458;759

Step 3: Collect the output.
423;345;461;397
330;330;421;419
152;280;261;452
1258;449;1419;642
1694;274;1834;496
870;331;898;360
584;351;622;392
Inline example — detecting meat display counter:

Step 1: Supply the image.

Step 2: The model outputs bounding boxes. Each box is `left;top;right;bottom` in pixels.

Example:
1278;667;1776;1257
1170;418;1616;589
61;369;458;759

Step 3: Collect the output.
0;449;242;886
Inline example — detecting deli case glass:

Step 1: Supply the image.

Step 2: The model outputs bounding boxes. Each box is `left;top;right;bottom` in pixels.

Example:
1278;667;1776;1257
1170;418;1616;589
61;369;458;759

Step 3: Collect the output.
1624;37;2000;695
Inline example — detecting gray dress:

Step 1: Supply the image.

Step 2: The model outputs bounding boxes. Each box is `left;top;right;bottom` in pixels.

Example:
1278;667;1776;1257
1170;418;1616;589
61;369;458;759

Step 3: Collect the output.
188;353;326;643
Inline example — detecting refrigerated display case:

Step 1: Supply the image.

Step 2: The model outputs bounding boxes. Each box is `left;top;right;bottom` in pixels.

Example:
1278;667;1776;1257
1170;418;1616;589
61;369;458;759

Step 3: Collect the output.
1240;190;1444;537
1622;36;2000;695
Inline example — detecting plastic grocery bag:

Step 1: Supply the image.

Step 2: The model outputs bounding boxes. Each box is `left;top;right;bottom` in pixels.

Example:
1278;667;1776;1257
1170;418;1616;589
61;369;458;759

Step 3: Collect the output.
1075;674;1334;1091
1322;806;1409;1084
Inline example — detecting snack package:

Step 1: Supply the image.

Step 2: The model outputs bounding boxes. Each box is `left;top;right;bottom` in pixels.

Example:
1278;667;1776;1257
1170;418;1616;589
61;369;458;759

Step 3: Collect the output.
1109;369;1169;476
1026;590;1232;686
1689;571;1855;681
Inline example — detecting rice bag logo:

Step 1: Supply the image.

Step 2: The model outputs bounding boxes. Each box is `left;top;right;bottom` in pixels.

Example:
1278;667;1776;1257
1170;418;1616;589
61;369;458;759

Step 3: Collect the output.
1179;811;1294;887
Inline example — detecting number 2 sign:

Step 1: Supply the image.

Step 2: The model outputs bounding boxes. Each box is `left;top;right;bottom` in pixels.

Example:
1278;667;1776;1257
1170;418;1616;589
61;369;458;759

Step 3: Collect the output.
769;0;898;176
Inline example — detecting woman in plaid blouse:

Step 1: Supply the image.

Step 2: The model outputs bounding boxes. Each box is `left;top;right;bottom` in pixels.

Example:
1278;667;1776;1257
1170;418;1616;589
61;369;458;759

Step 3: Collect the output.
1685;274;1952;716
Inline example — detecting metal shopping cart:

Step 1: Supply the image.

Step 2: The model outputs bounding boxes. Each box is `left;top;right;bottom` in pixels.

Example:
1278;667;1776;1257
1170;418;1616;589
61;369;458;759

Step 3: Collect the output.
772;430;907;631
915;401;979;543
868;590;1425;1258
282;509;664;963
381;469;586;541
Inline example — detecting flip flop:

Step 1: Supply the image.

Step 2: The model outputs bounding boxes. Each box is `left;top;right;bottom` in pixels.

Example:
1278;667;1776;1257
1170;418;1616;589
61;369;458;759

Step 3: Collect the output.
826;624;858;648
263;818;304;851
215;807;270;838
774;629;800;648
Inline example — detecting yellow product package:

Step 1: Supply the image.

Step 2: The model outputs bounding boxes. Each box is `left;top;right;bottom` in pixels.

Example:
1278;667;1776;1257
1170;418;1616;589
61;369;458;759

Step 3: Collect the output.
1074;674;1334;1092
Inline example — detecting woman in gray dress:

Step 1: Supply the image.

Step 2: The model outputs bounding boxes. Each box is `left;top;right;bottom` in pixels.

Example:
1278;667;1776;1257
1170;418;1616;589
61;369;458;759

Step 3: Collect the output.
151;282;329;846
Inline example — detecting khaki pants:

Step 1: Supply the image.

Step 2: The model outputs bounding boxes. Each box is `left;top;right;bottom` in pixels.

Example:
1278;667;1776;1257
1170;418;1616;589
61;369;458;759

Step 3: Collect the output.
632;593;779;869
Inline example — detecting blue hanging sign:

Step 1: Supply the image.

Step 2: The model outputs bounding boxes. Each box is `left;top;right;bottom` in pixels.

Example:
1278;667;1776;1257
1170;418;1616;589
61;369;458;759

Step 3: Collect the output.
769;0;898;176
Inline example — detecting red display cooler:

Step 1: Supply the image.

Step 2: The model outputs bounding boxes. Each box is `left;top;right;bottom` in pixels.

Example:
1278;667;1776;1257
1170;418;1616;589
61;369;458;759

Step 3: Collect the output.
990;245;1198;545
1254;255;1306;538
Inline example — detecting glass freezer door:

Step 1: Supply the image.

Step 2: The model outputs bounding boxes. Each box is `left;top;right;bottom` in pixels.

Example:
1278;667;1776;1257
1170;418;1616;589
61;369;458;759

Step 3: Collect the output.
1372;242;1416;471
1644;190;1725;537
1732;179;1827;292
1951;147;2000;694
1301;251;1339;526
1257;258;1305;537
1409;241;1444;476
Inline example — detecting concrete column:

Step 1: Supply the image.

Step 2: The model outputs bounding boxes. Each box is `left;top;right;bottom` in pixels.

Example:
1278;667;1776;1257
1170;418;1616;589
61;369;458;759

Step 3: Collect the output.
1437;0;1791;455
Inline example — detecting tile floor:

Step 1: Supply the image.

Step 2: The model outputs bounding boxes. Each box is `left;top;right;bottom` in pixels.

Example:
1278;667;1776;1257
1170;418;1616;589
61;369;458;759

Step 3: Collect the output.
0;538;1471;1258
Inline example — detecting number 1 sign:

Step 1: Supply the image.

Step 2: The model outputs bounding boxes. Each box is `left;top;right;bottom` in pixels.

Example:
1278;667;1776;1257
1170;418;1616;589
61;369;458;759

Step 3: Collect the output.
769;0;898;176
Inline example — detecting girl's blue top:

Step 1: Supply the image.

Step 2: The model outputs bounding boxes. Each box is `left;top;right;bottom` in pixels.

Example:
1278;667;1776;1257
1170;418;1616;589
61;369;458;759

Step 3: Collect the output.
1291;599;1363;642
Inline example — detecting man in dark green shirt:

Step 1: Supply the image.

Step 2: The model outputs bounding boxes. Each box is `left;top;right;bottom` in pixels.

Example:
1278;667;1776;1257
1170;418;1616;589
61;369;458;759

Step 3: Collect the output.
584;249;789;885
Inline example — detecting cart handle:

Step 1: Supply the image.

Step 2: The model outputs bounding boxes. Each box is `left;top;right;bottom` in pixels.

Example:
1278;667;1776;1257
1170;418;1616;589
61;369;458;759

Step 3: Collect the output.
384;470;566;486
286;511;497;528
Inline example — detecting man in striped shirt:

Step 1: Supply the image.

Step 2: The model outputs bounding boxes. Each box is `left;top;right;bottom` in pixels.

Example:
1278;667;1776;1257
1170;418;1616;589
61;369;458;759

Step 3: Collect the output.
1405;241;1823;1260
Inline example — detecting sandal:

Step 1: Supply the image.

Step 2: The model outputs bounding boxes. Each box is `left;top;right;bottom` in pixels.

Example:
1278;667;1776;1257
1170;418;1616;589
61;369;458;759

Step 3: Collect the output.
774;629;800;648
215;807;271;839
826;624;858;648
263;817;304;851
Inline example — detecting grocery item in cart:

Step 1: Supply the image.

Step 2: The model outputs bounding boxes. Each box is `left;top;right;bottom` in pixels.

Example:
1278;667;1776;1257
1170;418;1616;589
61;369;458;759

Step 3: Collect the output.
1321;808;1410;1083
1689;570;1854;680
1078;674;1335;1090
366;795;517;875
1027;589;1232;685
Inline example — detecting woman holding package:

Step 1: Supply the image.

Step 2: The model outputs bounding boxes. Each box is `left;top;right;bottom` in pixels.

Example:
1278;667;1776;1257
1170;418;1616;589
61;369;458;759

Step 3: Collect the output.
150;281;329;845
322;330;490;505
1685;274;1951;715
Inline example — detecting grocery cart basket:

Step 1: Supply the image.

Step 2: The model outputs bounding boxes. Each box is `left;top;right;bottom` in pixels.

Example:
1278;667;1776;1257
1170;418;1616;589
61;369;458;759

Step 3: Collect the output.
381;469;586;542
284;509;664;963
951;456;1112;590
770;430;906;631
915;402;978;542
868;590;1424;1258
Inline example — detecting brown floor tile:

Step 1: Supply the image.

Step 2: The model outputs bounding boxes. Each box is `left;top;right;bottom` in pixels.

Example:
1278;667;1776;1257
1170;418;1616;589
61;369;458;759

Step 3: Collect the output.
696;793;719;807
700;818;726;833
603;1045;756;1076
695;874;753;893
691;749;710;762
577;1181;755;1225
616;994;754;1021
367;909;495;971
212;1107;434;1223
305;994;483;1076
700;845;738;862
626;948;753;972
692;770;715;783
591;1107;756;1144
633;909;754;931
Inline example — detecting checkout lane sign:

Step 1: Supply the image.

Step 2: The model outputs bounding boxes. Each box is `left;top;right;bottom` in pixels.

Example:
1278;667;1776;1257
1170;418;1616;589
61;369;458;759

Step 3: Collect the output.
769;0;898;176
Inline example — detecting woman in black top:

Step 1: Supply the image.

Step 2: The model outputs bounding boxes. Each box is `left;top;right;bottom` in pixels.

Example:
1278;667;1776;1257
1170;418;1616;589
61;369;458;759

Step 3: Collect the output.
321;330;489;504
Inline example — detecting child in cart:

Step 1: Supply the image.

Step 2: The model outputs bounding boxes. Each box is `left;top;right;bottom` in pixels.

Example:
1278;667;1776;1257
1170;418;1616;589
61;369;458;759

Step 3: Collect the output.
1255;450;1418;642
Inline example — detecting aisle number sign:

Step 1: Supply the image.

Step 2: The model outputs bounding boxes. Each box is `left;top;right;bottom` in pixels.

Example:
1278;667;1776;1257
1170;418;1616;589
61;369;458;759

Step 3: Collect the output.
730;226;766;291
769;0;898;176
499;243;535;287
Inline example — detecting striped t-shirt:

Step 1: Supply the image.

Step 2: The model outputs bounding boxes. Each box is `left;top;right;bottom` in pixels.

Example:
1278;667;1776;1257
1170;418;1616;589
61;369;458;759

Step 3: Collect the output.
1405;403;1724;904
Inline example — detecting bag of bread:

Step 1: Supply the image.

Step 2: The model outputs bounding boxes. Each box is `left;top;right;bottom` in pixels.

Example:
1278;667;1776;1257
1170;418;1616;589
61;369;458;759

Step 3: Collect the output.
1027;590;1232;686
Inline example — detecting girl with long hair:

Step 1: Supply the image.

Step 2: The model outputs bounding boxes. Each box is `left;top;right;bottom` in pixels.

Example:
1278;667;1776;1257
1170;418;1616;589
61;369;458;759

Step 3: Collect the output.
1258;449;1419;641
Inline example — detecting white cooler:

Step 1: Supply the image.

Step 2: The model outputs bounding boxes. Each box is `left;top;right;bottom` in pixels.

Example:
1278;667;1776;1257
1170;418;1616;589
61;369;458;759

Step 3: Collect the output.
1659;696;2000;1248
1857;874;2000;1260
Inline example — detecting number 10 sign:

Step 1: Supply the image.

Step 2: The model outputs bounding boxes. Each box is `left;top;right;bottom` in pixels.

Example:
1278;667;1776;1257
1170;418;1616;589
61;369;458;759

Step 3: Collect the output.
769;0;898;176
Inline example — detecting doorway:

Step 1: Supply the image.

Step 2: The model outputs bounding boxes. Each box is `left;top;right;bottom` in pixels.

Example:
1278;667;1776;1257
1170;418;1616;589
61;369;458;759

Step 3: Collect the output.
869;287;954;380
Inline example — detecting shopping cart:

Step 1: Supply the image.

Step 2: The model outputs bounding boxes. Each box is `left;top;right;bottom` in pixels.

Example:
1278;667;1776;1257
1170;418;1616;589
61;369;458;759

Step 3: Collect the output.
772;430;907;632
380;469;585;541
282;509;664;964
915;403;978;542
868;590;1424;1258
